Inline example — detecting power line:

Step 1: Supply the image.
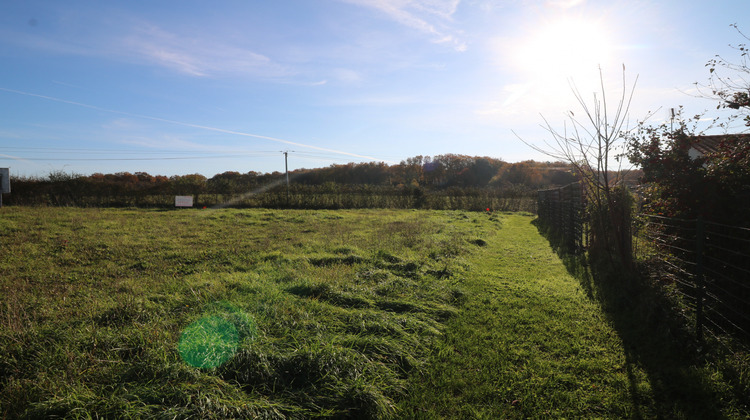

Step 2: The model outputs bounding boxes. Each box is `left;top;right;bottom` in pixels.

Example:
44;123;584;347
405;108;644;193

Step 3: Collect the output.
0;87;393;163
0;146;391;160
0;146;396;165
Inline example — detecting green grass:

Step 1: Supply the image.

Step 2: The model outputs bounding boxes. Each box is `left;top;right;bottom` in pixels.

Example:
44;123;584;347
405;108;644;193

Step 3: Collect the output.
1;207;748;418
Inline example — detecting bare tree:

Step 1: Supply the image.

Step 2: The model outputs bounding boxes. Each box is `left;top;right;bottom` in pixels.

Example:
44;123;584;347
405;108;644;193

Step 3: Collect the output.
517;65;638;269
698;24;750;127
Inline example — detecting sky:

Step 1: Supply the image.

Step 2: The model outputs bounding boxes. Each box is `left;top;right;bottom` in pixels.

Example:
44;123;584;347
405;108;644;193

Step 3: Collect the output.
1;0;749;178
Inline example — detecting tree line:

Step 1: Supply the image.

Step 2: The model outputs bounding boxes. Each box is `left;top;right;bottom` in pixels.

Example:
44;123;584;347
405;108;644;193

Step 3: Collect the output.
6;155;623;210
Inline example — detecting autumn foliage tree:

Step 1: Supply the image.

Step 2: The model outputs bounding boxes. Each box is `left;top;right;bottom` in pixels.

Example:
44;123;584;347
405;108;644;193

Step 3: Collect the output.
626;112;709;217
491;161;544;187
7;154;580;209
628;25;750;227
626;111;750;226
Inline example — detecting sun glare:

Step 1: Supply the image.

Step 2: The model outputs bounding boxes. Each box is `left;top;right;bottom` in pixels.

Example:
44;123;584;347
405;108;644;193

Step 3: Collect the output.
513;17;613;86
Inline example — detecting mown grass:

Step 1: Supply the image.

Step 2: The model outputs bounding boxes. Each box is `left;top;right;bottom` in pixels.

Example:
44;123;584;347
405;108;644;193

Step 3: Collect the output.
0;207;482;418
1;207;748;418
399;215;749;418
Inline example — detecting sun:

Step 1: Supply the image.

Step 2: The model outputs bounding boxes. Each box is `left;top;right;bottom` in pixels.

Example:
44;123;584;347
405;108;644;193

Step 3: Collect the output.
512;16;614;86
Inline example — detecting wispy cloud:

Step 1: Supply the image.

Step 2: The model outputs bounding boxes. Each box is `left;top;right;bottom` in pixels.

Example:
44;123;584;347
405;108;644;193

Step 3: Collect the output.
474;83;532;117
0;153;36;165
121;24;289;78
1;19;291;79
332;68;364;84
546;0;585;9
0;87;386;162
340;0;466;51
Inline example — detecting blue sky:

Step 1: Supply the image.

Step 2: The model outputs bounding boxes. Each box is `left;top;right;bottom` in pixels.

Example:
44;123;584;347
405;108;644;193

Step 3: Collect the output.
1;0;748;177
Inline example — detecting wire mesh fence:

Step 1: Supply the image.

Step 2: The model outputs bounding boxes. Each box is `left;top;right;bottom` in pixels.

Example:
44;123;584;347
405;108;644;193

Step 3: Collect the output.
537;183;586;254
634;214;750;350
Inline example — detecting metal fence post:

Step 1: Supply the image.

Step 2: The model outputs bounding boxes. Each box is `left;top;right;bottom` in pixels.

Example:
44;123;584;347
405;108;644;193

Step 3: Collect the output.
695;216;705;342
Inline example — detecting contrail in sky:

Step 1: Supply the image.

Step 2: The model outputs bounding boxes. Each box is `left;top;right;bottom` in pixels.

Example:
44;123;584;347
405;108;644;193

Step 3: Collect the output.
0;153;34;164
0;87;389;162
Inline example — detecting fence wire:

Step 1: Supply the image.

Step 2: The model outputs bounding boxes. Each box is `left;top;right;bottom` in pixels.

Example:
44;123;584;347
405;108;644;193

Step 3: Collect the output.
537;183;585;254
635;214;750;351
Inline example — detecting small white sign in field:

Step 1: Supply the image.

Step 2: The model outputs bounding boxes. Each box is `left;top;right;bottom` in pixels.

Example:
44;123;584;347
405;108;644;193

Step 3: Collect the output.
0;168;9;193
175;195;194;207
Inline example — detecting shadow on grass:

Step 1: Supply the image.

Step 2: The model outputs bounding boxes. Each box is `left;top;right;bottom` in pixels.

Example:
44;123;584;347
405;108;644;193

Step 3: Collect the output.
532;218;734;419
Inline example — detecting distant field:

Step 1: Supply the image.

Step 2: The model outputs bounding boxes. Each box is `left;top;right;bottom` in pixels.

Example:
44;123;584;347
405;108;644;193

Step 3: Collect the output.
1;208;747;418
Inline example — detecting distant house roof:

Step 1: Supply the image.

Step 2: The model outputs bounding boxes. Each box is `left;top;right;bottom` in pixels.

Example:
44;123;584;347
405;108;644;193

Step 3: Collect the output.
688;133;750;160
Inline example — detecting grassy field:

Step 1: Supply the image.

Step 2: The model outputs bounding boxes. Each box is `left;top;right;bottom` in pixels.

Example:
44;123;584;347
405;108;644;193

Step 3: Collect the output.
0;207;747;418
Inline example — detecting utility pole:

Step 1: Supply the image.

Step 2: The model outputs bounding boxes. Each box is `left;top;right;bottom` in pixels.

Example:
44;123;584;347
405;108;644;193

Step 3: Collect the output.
283;151;290;206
